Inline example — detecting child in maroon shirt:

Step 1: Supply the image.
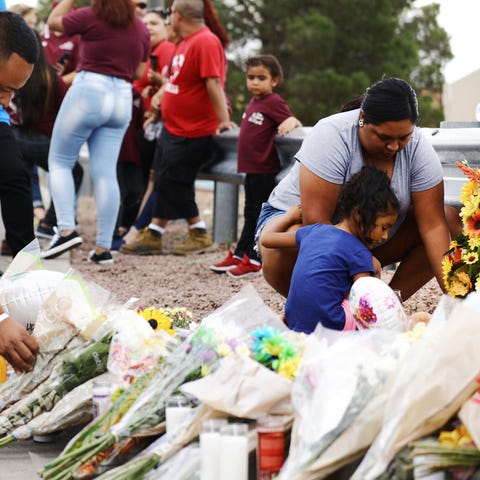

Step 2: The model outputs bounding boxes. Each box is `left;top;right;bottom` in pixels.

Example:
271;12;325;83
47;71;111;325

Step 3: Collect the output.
210;55;301;278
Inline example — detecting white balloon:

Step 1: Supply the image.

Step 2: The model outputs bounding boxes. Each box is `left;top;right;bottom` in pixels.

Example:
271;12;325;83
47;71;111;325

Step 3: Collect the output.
349;277;408;332
0;270;65;332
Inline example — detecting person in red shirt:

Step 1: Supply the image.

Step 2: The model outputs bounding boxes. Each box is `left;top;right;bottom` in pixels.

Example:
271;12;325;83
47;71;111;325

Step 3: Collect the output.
40;2;79;88
121;0;235;256
210;55;301;278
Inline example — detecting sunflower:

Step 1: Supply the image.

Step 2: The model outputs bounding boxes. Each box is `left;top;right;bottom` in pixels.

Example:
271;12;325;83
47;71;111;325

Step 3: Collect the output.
448;269;472;297
464;212;480;238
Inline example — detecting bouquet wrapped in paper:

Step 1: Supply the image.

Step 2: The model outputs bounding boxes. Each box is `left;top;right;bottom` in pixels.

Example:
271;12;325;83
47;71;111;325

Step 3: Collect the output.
278;324;414;480
352;300;480;479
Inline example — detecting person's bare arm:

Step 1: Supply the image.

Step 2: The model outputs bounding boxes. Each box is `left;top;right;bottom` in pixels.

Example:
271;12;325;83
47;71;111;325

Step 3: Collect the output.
412;183;451;292
0;314;39;374
299;164;342;225
205;77;236;132
261;205;302;248
47;0;75;33
277;116;302;136
134;62;146;81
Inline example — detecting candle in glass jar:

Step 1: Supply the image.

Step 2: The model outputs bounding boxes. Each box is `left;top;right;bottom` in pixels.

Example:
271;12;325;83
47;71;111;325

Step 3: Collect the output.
200;418;228;480
165;395;192;433
219;423;249;480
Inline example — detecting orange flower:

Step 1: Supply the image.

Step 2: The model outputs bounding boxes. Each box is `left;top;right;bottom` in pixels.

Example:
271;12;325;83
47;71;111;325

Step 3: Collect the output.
465;212;480;238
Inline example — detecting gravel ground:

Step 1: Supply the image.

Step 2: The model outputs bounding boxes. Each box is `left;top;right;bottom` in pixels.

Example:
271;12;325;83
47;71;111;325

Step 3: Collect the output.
68;189;443;323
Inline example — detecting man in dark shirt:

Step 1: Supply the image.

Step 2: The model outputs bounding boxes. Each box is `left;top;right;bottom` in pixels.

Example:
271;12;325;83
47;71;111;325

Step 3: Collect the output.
0;11;40;374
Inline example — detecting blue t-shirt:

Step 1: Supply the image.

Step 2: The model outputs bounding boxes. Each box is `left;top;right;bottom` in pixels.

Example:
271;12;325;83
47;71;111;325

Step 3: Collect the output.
0;106;10;125
285;224;374;333
1;3;9;122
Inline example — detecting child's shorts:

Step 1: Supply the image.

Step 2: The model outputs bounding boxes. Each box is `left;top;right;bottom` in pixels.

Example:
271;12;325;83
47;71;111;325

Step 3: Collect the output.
254;201;286;254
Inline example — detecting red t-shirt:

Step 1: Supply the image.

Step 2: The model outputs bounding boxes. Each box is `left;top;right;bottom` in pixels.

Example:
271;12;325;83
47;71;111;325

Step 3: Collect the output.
62;7;150;82
237;93;294;174
41;27;80;76
161;27;225;138
133;40;176;111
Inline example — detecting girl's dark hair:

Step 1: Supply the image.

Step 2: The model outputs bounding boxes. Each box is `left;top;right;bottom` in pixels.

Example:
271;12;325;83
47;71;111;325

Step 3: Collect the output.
93;0;135;29
15;30;57;132
336;166;399;244
245;55;283;83
361;77;419;125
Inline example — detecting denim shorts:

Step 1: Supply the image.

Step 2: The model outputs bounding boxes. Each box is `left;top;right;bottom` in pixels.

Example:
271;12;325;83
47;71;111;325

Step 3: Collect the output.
254;201;286;251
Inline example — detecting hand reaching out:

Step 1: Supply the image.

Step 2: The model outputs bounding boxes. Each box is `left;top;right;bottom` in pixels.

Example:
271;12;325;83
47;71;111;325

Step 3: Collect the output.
0;316;39;374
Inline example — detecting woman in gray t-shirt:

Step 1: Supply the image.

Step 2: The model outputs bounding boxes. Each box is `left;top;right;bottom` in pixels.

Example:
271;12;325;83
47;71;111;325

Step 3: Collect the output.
257;77;462;299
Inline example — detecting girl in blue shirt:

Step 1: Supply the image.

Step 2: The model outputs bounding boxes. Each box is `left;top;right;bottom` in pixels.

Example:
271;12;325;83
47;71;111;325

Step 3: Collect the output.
261;166;399;333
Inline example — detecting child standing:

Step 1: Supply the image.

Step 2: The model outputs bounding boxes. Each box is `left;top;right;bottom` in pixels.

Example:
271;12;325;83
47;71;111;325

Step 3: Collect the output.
261;166;400;334
210;54;301;278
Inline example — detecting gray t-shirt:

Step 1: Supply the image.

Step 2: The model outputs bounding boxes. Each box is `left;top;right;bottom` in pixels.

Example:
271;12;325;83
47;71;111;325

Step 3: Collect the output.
268;108;443;238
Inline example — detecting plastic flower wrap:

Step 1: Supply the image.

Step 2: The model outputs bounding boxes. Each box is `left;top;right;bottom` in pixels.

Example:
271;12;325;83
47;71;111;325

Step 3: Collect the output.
442;161;480;297
41;286;287;480
39;325;228;480
0;269;112;411
0;328;113;439
107;307;178;390
278;326;413;480
0;373;111;448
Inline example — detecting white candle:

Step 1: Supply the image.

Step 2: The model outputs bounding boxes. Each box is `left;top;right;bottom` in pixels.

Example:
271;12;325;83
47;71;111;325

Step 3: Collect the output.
165;406;192;433
200;418;228;480
219;424;249;480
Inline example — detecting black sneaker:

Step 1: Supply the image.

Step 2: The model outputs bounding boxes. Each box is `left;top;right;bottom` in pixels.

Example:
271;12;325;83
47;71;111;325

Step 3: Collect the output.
40;228;83;259
88;250;114;265
36;224;55;240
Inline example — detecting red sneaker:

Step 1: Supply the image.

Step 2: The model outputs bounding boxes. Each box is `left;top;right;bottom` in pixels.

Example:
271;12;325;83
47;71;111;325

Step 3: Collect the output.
209;251;242;272
226;254;262;278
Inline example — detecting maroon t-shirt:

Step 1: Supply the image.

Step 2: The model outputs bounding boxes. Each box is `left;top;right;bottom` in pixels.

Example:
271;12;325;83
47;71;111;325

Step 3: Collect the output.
62;7;149;81
237;93;294;174
41;28;80;76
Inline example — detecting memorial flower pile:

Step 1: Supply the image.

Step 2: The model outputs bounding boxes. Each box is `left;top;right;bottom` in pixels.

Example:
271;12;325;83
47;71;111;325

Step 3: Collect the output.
443;161;480;297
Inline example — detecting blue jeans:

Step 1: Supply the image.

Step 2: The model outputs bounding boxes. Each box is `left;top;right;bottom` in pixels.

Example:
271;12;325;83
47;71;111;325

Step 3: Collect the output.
48;71;132;249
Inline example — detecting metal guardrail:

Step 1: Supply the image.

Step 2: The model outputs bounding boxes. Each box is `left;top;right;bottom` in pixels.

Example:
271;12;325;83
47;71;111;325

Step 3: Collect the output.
77;123;480;244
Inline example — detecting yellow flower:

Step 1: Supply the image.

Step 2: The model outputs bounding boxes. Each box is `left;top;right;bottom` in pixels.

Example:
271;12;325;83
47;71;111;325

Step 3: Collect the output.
235;345;252;356
475;277;480;292
460;180;479;204
448;270;472;297
277;357;300;379
441;256;453;284
468;237;480;250
462;250;479;264
138;308;175;335
216;343;234;357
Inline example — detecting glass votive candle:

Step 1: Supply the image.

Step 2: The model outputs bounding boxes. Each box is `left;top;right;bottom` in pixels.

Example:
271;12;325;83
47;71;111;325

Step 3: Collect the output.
165;395;192;433
256;415;288;479
200;418;228;480
92;380;112;419
218;423;249;480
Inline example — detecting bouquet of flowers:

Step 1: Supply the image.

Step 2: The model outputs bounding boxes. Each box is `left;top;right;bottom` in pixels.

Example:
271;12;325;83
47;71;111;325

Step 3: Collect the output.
442;161;480;297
